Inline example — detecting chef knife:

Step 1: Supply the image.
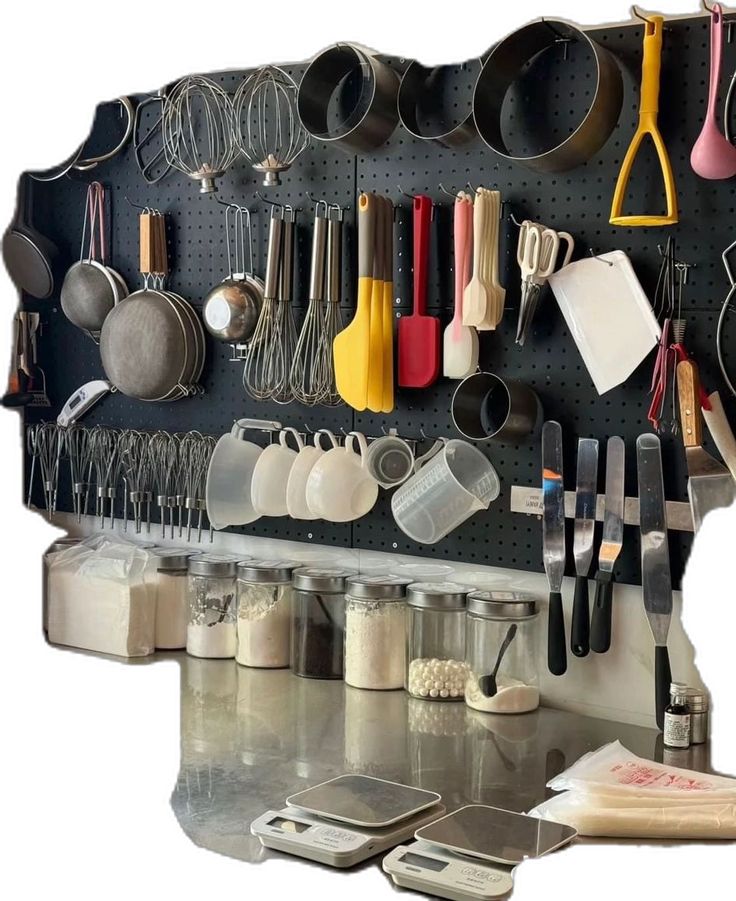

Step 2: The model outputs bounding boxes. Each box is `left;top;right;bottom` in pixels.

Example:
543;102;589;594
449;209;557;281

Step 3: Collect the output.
677;359;736;531
542;421;567;676
571;438;599;658
636;433;672;731
590;436;625;654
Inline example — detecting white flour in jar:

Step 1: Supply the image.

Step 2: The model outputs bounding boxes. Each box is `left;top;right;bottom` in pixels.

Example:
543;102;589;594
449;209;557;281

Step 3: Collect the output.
464;672;539;713
345;602;406;690
187;622;236;658
236;584;291;668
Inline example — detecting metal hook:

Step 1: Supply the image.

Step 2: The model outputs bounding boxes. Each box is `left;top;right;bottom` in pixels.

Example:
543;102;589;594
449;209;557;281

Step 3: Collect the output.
397;184;416;201
124;196;151;213
631;6;655;24
589;249;614;267
327;202;348;221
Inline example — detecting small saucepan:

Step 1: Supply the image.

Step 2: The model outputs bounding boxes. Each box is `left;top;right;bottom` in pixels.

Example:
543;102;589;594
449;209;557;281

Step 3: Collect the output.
451;372;541;443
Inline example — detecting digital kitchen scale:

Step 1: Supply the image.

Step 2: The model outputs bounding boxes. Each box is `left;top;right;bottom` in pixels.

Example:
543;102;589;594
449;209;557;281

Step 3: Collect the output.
250;774;445;868
382;805;577;901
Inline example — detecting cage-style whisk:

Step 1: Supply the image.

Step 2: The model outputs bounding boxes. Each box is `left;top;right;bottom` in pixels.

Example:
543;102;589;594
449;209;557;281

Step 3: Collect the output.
163;75;238;194
232;66;309;187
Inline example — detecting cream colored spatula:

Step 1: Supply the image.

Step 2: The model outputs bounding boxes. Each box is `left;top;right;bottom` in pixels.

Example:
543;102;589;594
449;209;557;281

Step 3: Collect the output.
462;190;489;327
443;193;478;378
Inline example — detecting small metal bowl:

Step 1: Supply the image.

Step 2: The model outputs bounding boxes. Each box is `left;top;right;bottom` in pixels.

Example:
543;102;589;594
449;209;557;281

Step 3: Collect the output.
202;277;262;343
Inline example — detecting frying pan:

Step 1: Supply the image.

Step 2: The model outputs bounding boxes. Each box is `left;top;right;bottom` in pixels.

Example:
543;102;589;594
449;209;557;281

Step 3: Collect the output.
2;175;58;299
100;211;202;401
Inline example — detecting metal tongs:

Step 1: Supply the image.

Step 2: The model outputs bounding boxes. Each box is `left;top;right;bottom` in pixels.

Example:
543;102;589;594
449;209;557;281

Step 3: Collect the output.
515;220;574;346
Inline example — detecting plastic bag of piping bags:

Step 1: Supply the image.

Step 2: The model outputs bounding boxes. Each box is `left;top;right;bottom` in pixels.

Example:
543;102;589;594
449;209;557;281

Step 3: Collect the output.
47;537;155;657
546;741;736;800
529;792;736;839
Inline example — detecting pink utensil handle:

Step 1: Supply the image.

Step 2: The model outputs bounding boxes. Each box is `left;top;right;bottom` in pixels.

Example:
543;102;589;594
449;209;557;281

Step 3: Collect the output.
413;194;432;316
707;6;724;119
452;197;469;338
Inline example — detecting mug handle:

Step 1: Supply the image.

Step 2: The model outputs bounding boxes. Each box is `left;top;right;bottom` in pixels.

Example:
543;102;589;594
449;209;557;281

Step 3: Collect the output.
413;437;446;473
280;426;304;451
314;429;338;451
347;430;370;465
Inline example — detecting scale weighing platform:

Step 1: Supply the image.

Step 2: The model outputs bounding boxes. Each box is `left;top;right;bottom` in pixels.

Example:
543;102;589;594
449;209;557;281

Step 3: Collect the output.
250;774;445;868
383;805;577;901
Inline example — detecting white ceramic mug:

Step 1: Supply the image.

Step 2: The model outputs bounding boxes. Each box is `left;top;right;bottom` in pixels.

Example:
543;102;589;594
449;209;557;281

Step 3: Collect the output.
306;431;378;522
205;421;263;529
251;427;302;517
286;429;338;520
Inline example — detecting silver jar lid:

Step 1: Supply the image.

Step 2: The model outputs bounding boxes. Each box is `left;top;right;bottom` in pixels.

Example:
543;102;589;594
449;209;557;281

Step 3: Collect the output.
346;574;413;600
467;590;538;619
188;553;240;578
237;559;298;583
684;688;710;713
153;547;199;571
292;567;357;592
47;537;82;554
406;582;468;610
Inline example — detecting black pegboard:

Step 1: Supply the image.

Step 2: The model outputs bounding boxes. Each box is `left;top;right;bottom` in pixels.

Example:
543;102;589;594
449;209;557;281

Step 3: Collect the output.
20;15;736;587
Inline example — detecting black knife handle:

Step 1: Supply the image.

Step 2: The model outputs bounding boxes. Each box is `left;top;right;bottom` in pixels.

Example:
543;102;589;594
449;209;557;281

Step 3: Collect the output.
590;570;614;654
571;575;590;658
655;645;672;732
548;591;567;676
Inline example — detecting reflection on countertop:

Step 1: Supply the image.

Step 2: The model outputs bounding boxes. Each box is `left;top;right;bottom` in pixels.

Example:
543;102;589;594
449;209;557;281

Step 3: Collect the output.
172;652;712;866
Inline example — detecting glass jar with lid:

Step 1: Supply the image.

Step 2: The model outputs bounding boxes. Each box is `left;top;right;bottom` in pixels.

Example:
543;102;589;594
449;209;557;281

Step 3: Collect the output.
406;583;469;700
153;548;199;649
187;554;240;659
344;575;412;690
291;568;356;679
465;590;540;714
236;560;297;669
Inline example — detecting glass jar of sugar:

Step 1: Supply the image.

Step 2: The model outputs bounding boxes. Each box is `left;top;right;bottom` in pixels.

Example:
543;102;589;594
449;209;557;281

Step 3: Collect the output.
406;583;469;700
236;560;297;669
291;568;356;679
464;591;540;714
187;555;240;659
344;575;413;690
152;548;199;649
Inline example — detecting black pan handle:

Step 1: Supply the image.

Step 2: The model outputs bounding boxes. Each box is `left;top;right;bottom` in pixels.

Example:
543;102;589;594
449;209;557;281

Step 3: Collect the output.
590;570;614;654
548;591;567;676
655;645;672;732
571;575;590;658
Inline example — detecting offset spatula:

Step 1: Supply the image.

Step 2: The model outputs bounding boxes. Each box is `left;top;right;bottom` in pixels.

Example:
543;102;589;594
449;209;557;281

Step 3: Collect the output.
543;421;567;676
677;359;736;530
590;436;625;654
637;433;672;731
571;438;599;658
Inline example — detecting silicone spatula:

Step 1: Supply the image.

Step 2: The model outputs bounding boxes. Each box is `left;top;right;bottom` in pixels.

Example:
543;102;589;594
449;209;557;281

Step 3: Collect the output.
398;194;440;388
443;193;478;378
334;193;375;410
366;194;386;412
381;196;395;413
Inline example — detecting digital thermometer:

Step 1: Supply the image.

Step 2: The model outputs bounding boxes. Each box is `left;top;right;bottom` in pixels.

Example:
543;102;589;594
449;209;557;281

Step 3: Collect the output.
57;379;111;426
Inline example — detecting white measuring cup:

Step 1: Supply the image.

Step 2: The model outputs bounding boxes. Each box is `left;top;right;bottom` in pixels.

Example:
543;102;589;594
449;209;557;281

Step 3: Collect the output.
391;440;500;544
205;421;264;529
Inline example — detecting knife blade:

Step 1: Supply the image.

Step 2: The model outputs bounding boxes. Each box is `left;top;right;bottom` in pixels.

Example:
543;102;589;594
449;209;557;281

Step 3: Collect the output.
590;436;625;654
571;438;599;658
637;433;673;731
542;421;567;676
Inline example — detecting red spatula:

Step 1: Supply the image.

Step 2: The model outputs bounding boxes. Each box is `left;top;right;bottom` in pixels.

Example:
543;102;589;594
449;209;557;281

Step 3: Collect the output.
398;194;440;388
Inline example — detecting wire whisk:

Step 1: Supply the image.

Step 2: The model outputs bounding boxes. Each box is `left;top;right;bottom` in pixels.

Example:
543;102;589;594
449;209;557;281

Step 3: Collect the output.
318;207;345;406
150;431;179;538
120;431;154;533
29;422;63;516
179;432;214;542
90;426;123;528
291;204;328;405
66;425;95;521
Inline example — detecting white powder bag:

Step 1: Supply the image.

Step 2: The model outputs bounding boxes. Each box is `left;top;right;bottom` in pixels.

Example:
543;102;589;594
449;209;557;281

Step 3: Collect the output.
47;537;155;658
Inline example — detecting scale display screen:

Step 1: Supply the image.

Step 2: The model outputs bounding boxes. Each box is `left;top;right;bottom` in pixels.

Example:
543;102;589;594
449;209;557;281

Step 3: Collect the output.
415;805;577;865
399;852;449;872
268;817;311;834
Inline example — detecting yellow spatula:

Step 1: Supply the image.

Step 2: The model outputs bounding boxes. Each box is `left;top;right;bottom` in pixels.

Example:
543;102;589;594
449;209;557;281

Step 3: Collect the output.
366;194;386;413
334;193;375;410
381;196;395;413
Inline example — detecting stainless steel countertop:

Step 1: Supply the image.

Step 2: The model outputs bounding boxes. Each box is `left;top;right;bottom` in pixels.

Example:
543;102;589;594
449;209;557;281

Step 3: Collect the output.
171;652;712;866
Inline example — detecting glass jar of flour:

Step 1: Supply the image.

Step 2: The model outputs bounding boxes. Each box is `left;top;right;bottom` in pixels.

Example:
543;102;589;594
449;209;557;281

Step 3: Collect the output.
187;555;240;659
236;560;297;668
406;583;469;700
464;591;540;714
344;575;412;690
152;548;199;649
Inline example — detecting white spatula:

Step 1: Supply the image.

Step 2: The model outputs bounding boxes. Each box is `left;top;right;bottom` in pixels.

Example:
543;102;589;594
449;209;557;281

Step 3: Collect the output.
443;193;478;378
462;190;489;327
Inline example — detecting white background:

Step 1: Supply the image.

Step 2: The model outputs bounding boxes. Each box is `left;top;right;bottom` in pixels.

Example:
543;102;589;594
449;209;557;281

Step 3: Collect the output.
1;1;735;898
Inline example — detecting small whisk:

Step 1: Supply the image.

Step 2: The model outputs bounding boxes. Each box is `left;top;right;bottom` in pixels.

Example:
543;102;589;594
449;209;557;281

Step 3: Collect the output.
290;203;328;405
271;208;298;404
33;422;63;516
318;206;345;406
66;425;95;520
91;426;123;528
179;432;213;542
232;65;309;187
244;209;283;400
150;431;179;538
120;431;153;533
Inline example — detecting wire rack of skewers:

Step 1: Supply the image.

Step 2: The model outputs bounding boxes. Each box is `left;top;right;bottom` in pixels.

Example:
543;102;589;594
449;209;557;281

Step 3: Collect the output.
25;422;217;542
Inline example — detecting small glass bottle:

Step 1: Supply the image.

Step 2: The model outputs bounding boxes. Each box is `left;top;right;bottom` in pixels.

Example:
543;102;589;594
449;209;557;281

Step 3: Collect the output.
187;554;240;659
291;568;356;679
664;682;691;749
152;548;198;649
236;560;296;668
406;583;469;700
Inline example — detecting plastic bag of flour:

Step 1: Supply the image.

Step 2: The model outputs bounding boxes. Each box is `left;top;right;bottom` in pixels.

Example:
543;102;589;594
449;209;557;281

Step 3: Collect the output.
530;791;736;839
547;741;736;800
47;536;155;658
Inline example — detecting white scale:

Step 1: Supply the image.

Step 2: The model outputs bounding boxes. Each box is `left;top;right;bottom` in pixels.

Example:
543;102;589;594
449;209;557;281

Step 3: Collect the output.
382;805;578;901
250;774;446;868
